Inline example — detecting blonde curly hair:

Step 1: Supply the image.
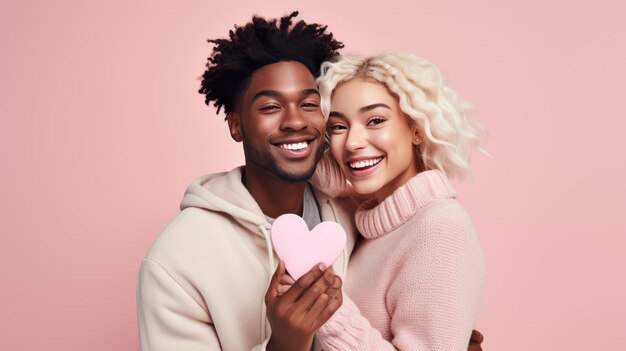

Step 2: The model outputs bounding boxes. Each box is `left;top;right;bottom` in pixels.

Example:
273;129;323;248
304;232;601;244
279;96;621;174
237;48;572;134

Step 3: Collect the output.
317;52;483;179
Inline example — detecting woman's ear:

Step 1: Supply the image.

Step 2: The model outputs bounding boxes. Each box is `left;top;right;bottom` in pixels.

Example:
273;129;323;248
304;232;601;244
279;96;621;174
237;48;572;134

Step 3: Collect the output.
227;113;243;142
411;124;421;146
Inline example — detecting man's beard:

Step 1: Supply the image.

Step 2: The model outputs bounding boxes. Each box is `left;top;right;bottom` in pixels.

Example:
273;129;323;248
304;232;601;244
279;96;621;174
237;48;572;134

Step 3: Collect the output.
242;141;325;183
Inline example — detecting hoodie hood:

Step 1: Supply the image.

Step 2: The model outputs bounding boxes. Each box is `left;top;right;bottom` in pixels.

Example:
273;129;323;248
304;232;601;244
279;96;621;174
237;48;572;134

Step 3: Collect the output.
179;167;280;343
180;167;271;236
176;166;354;348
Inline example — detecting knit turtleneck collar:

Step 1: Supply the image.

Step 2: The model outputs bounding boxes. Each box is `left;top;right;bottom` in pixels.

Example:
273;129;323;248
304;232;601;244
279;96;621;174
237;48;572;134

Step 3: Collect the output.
355;170;456;239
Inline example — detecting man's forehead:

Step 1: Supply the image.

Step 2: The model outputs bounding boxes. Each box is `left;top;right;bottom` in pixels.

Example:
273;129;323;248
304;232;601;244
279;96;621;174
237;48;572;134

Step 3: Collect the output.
246;61;317;93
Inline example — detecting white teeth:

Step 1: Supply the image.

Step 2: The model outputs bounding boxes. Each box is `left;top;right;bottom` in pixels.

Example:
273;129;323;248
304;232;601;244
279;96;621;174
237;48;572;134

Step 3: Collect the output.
280;142;308;150
349;157;383;169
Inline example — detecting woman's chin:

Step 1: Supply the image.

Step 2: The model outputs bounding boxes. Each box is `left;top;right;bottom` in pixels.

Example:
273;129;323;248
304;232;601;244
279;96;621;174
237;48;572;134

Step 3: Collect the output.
350;181;382;197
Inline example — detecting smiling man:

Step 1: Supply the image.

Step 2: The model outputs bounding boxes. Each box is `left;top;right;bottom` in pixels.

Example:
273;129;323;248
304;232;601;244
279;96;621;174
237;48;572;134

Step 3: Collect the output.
137;12;357;351
227;61;328;219
137;11;484;351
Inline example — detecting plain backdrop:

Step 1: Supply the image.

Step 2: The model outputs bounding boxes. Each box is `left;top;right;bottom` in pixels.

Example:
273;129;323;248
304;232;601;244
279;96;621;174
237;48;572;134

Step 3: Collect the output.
2;1;625;350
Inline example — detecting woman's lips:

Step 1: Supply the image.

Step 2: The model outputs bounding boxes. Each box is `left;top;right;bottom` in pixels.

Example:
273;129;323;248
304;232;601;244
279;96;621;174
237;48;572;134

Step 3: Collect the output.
347;156;384;177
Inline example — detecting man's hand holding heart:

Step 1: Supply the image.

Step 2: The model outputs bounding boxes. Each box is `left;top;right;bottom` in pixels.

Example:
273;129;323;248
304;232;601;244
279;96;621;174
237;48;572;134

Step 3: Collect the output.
265;261;343;351
265;214;347;351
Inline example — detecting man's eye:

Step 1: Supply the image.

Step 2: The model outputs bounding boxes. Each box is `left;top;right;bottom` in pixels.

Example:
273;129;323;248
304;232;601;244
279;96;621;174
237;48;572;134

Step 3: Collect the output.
367;117;386;126
302;103;320;109
260;105;280;111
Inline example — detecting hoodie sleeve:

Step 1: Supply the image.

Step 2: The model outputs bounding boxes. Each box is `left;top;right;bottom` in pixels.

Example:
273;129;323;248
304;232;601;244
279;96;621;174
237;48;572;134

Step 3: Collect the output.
137;258;221;350
137;258;271;351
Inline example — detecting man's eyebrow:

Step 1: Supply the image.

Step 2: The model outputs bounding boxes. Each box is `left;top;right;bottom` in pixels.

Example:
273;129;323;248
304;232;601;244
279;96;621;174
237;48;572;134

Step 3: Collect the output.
252;90;280;101
301;88;320;97
359;103;391;113
251;89;319;102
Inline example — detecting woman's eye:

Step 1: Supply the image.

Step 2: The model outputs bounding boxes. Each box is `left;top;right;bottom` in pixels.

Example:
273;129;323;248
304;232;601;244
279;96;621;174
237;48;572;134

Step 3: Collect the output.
329;124;346;131
367;117;386;126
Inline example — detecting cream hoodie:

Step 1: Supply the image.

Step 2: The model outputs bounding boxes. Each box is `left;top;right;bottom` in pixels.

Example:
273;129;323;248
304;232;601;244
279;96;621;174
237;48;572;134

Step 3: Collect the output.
137;167;358;351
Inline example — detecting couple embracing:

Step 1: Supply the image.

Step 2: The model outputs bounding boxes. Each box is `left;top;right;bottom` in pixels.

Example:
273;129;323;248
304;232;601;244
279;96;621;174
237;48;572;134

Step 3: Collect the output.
137;11;485;351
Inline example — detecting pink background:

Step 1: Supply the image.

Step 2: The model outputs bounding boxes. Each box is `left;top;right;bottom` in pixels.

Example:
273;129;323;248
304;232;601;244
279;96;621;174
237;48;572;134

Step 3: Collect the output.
2;1;625;350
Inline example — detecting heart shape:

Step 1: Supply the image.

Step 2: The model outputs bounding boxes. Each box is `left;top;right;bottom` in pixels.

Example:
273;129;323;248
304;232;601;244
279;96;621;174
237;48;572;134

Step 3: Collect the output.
270;213;347;280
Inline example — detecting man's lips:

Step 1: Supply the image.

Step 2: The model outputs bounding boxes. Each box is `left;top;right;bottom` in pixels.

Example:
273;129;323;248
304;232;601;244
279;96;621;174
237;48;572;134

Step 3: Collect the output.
271;134;317;145
271;137;318;159
277;140;310;151
271;133;319;150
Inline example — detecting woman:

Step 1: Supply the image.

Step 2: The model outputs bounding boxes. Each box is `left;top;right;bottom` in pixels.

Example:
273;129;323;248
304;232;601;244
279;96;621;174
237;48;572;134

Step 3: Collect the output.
303;52;485;350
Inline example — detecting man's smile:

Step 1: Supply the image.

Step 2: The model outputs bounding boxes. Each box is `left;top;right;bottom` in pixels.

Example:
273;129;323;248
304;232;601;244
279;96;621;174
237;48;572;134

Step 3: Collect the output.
270;135;319;159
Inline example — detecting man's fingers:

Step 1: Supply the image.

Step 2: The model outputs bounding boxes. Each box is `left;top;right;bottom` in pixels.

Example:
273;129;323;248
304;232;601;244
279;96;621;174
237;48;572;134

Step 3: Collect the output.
293;267;335;313
279;273;295;285
306;275;342;320
277;284;291;296
305;292;331;323
312;285;343;330
280;262;327;302
323;275;342;299
265;261;286;304
470;329;484;344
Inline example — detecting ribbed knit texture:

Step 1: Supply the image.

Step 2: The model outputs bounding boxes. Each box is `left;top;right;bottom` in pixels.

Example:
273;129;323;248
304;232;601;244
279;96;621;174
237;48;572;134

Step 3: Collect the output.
355;171;456;239
315;170;485;351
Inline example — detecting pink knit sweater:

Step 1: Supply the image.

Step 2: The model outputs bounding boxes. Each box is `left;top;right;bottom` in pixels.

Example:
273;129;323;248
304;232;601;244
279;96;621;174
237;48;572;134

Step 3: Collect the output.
313;163;485;350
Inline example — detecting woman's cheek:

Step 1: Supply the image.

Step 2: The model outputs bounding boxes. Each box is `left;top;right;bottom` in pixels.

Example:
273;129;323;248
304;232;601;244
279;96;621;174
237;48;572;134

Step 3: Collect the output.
329;136;344;162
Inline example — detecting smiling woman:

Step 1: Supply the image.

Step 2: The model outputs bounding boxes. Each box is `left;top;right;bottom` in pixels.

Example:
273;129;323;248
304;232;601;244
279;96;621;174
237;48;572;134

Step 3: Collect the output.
327;78;422;202
310;52;486;350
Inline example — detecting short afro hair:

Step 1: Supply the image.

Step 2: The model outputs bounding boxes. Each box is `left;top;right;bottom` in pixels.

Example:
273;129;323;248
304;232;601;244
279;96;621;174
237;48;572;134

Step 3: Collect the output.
198;11;344;116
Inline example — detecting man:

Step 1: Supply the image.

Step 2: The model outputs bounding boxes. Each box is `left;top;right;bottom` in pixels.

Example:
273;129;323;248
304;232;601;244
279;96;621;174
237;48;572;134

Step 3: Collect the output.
137;11;484;351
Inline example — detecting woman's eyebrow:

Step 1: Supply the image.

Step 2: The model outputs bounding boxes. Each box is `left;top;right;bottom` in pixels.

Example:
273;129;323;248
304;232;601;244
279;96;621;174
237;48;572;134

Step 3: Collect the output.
359;103;391;113
329;111;345;118
329;103;390;118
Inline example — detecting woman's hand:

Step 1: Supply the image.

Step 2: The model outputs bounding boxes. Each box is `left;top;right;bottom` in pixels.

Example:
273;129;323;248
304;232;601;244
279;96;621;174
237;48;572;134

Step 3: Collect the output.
265;261;343;351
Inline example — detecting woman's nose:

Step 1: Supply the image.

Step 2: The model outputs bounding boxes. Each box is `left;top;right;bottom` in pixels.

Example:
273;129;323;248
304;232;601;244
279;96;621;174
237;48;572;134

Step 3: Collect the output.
346;126;368;151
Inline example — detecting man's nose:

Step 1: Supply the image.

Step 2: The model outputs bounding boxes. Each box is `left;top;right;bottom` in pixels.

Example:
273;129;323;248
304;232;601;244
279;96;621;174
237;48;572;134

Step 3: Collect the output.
280;106;308;131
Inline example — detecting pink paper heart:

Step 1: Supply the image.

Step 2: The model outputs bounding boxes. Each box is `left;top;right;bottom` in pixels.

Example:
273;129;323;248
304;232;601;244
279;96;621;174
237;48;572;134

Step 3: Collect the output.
270;213;346;281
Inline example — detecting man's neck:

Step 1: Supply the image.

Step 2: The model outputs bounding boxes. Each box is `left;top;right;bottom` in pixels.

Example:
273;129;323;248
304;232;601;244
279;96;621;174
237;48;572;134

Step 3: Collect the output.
242;165;307;219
